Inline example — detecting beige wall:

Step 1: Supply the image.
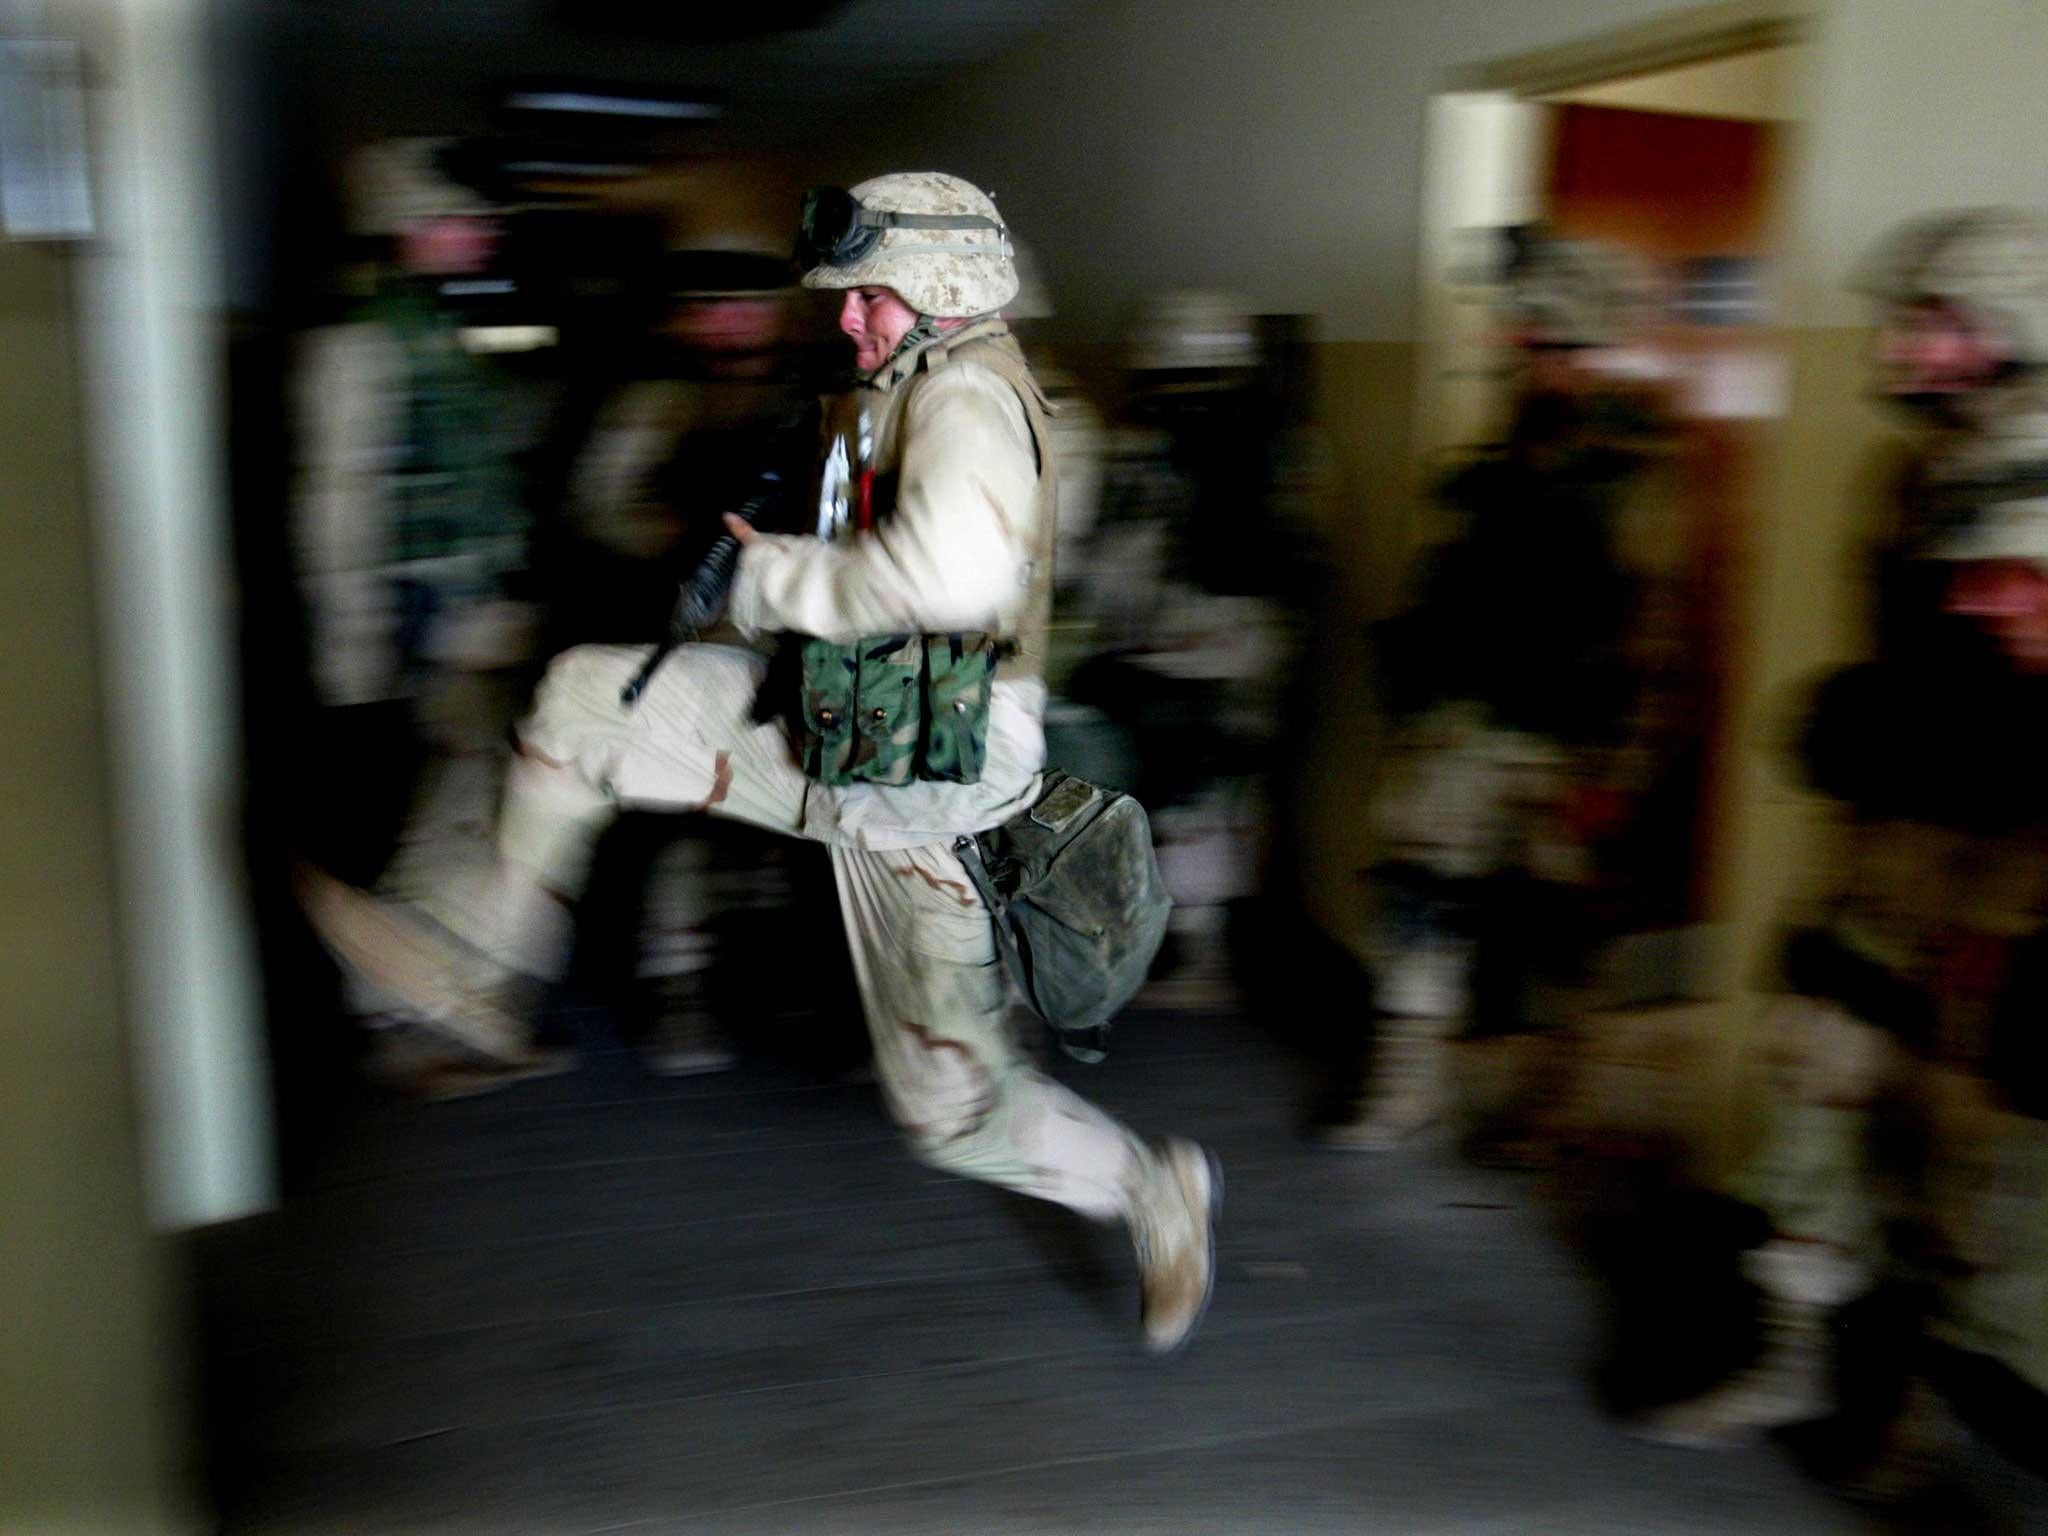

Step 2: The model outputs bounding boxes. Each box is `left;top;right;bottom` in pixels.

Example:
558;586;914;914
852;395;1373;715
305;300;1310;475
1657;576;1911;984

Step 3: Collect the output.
1546;42;1805;120
1297;340;1418;934
0;243;194;1534
1793;0;2048;326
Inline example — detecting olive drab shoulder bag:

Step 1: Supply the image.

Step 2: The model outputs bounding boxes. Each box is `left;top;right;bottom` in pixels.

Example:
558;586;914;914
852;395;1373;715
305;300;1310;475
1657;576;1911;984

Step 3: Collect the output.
953;772;1173;1063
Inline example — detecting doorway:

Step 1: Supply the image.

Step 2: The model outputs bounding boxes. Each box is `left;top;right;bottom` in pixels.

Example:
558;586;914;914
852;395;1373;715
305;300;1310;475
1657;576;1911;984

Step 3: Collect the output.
1413;5;1810;1009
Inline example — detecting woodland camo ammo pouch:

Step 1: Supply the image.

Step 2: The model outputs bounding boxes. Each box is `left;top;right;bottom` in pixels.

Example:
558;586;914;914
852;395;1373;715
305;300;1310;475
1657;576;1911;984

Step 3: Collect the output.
794;631;1000;787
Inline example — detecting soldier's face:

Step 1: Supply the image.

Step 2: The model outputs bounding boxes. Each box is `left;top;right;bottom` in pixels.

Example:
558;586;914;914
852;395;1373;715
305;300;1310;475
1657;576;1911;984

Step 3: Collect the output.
1945;559;2048;672
1879;302;2009;399
670;296;783;353
397;215;498;278
839;286;918;372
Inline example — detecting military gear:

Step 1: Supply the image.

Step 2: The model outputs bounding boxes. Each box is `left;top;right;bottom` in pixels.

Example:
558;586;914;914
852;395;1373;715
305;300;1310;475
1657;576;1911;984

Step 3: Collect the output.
759;315;1055;790
954;771;1173;1048
743;317;1060;682
798;173;1018;319
727;317;1053;848
1644;213;2048;1458
377;287;530;587
798;184;1007;273
619;465;788;707
294;293;541;706
875;313;947;376
1697;659;2048;1428
1380;419;1645;744
793;631;999;786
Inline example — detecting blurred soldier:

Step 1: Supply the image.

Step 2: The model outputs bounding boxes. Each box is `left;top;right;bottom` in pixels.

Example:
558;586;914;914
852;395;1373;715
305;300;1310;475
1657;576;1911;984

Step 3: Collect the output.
1003;242;1108;589
1640;209;2048;1502
557;246;816;1076
558;247;807;643
1070;291;1312;993
299;172;1221;1353
1319;231;1674;1150
1003;244;1117;761
290;138;551;1093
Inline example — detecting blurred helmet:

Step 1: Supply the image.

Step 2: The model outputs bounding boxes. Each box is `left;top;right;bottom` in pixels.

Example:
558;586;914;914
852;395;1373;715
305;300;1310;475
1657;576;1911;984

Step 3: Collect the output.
1498;230;1657;351
1129;290;1260;373
796;172;1017;318
344;138;495;237
1857;207;2048;371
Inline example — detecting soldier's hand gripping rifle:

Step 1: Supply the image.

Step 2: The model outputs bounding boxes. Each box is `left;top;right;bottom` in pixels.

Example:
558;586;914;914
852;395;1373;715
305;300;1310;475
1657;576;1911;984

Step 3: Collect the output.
620;467;787;707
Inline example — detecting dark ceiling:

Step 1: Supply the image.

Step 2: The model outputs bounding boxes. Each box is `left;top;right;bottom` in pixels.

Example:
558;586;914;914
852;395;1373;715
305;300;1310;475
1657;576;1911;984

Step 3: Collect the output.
278;0;1089;138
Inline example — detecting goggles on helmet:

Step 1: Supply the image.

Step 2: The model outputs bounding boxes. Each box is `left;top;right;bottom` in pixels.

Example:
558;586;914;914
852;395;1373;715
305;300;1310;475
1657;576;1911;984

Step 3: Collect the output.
795;185;1008;271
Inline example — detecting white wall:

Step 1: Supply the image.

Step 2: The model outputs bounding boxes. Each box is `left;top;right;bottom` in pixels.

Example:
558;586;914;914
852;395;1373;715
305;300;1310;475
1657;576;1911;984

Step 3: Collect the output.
1793;0;2048;326
1413;92;1548;457
845;0;1716;342
854;0;2048;342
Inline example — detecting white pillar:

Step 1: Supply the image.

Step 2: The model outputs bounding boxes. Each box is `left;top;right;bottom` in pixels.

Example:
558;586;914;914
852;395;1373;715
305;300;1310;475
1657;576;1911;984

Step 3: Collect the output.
71;0;274;1227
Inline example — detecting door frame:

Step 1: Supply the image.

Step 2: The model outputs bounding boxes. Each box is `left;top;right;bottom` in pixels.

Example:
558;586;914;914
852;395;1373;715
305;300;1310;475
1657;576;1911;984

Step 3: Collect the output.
1411;0;1818;1005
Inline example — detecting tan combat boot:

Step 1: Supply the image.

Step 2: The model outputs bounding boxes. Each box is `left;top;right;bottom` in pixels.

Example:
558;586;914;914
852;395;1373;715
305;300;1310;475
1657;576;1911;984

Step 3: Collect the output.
1130;1139;1221;1354
296;862;552;1072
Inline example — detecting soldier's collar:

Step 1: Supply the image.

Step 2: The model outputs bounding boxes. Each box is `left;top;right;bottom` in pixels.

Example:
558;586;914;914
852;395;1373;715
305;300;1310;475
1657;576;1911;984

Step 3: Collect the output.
865;315;1012;394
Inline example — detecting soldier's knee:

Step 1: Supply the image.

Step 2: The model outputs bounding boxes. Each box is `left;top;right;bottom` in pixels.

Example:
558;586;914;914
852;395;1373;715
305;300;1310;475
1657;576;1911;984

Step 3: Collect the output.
512;646;644;773
530;645;623;720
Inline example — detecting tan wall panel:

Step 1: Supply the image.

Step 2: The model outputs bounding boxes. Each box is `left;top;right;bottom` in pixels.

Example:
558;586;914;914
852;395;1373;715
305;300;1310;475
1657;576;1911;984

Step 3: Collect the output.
0;243;193;1533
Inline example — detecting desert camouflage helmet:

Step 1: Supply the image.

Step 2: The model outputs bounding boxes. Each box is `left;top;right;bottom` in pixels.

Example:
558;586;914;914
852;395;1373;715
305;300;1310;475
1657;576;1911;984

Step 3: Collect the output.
1857;207;2048;370
344;138;495;237
798;172;1018;319
1867;211;2048;565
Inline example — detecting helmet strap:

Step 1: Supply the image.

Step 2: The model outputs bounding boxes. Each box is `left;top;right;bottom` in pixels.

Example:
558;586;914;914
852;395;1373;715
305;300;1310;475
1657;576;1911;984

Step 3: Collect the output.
871;313;947;379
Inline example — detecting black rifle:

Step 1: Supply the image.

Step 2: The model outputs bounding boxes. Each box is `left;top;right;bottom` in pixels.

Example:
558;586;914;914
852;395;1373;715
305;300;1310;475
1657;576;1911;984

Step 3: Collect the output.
620;467;786;707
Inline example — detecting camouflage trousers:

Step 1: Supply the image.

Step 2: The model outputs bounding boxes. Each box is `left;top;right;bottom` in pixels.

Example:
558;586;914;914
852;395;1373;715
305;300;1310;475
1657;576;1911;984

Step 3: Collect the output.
462;642;1153;1221
1732;997;1905;1299
1368;710;1605;1032
353;670;529;1017
1737;994;2048;1395
1371;709;1589;888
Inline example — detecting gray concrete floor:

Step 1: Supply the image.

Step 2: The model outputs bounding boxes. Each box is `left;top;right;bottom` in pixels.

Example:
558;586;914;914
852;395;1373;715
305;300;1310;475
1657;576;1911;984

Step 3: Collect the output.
200;1006;1931;1534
